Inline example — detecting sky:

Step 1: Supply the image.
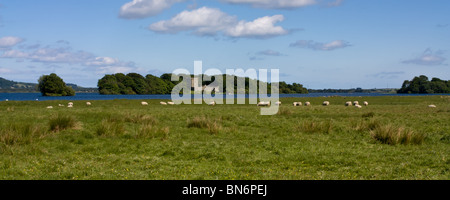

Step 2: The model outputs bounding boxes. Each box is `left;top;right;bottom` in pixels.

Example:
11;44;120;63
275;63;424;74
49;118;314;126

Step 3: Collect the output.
0;0;449;89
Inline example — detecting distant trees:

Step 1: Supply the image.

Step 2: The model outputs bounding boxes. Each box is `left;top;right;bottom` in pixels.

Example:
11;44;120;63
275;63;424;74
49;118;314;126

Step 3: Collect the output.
38;73;75;96
98;73;173;95
97;73;309;95
397;75;450;94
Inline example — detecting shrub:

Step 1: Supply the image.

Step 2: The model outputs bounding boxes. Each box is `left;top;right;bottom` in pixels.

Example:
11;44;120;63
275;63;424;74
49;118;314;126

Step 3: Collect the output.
0;124;44;146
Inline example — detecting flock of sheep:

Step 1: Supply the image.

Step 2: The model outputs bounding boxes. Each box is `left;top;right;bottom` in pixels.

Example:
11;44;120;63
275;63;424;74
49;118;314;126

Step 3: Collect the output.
41;99;439;109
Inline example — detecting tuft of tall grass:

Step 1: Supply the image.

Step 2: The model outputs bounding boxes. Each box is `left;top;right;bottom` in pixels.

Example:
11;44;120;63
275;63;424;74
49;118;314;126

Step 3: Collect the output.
277;107;293;116
48;115;79;132
297;119;333;134
187;116;222;134
0;123;45;146
370;124;425;145
362;112;375;118
124;113;157;125
96;119;125;137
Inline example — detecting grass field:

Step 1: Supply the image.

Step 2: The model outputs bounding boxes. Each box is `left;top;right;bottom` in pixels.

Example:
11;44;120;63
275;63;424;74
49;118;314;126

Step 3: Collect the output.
0;95;449;180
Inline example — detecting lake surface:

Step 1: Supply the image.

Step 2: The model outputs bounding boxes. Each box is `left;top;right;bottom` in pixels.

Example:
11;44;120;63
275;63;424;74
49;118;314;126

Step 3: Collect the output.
1;92;448;101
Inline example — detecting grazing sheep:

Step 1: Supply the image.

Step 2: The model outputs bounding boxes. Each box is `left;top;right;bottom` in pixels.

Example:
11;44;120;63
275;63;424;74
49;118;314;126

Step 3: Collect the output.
5;99;8;101
167;101;175;105
304;102;311;106
68;102;73;108
275;101;281;105
355;105;362;108
58;104;64;107
345;101;352;106
428;105;436;108
86;102;91;106
322;101;330;106
46;106;53;109
293;102;302;106
207;101;216;106
141;102;148;106
257;101;270;106
363;101;368;106
353;101;359;106
160;102;168;105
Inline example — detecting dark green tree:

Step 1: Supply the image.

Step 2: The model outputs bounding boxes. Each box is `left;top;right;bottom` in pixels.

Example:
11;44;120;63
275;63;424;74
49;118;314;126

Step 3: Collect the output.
38;73;75;96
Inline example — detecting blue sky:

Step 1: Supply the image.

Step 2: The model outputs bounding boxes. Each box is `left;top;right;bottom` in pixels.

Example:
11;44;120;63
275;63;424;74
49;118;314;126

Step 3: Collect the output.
0;0;449;89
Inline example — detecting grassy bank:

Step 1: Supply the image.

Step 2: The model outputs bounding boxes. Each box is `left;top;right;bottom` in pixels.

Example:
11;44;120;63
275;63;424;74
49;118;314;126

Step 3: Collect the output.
0;96;449;180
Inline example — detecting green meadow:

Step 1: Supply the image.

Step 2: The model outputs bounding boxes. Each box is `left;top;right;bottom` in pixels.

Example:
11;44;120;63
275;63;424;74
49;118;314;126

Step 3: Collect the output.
0;95;449;180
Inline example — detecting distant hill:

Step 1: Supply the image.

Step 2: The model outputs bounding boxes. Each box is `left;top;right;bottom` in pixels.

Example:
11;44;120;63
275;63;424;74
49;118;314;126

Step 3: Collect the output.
0;77;97;93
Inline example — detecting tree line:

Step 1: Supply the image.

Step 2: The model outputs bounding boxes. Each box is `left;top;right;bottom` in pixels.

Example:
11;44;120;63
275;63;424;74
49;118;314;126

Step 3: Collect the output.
97;73;308;95
397;75;450;94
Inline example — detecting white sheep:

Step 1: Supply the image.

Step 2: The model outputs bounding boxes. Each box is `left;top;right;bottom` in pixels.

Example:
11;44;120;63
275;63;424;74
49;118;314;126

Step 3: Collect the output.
345;101;352;106
68;102;73;108
428;105;436;108
275;101;281;105
141;102;148;106
46;106;53;109
207;101;216;106
167;101;175;105
160;102;168;105
257;101;270;106
322;101;330;106
293;102;302;106
355;105;362;108
304;102;311;106
5;99;8;102
58;104;64;107
353;101;359;106
86;102;91;106
363;101;368;106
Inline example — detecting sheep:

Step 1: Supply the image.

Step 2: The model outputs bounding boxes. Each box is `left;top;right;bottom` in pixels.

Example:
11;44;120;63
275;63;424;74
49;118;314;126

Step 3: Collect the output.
141;102;148;106
363;101;368;106
345;101;352;106
58;104;64;107
353;101;359;106
304;102;311;106
257;101;270;106
160;102;168;105
275;101;282;105
46;106;53;109
5;99;8;102
428;105;436;108
355;105;362;108
86;102;91;106
167;101;175;105
207;101;216;106
68;102;73;108
293;102;302;106
322;101;330;106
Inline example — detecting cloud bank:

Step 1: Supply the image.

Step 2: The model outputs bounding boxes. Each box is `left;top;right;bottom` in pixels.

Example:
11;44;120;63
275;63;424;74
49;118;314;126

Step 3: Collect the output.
149;7;288;38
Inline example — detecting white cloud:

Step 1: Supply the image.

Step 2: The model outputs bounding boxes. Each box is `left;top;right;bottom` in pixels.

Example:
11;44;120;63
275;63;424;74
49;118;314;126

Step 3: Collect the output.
119;0;185;19
222;0;316;9
402;49;446;66
257;50;285;56
1;42;137;75
149;7;288;38
290;40;351;51
149;7;236;35
0;36;24;48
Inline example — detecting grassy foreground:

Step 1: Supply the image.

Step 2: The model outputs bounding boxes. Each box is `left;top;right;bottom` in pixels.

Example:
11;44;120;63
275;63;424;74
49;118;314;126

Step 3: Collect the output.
0;96;449;180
